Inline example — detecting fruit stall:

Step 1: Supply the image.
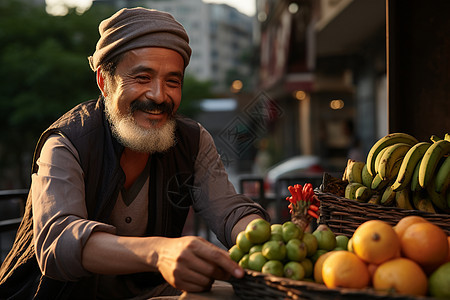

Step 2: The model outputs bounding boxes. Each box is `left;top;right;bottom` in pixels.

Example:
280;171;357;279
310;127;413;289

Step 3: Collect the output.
226;0;450;297
228;132;450;299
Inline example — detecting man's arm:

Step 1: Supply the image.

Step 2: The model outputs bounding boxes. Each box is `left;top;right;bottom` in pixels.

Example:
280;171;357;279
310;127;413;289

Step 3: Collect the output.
81;231;244;292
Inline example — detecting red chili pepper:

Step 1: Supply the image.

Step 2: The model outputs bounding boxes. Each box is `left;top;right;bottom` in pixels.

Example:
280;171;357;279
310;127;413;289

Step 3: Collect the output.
307;210;319;219
309;204;319;211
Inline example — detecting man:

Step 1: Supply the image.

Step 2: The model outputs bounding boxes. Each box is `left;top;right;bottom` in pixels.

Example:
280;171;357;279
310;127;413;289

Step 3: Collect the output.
0;7;269;299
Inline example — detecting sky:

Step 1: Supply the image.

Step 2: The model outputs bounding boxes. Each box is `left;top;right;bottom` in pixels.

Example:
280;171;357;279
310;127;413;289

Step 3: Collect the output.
45;0;255;16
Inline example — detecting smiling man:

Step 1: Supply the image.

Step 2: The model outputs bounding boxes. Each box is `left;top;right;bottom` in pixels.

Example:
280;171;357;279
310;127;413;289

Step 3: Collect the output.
0;7;269;299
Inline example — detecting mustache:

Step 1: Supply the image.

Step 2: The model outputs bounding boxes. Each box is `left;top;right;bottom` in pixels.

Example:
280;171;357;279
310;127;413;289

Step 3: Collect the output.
130;100;174;115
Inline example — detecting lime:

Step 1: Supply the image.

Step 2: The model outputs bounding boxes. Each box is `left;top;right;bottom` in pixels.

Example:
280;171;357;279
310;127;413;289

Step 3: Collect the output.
245;219;271;244
302;232;318;257
300;258;313;278
335;235;349;250
429;262;450;298
236;231;253;252
286;238;307;261
249;244;263;255
229;245;245;262
347;237;354;252
248;252;267;272
262;260;284;277
239;254;249;269
313;225;336;251
269;233;284;241
310;249;328;264
284;261;305;280
282;221;303;242
262;240;286;261
271;224;283;236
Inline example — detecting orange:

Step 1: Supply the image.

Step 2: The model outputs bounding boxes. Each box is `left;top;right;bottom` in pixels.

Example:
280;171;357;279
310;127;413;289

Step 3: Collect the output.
394;215;428;239
322;251;370;289
313;251;334;284
401;222;448;268
372;258;428;296
352;220;400;264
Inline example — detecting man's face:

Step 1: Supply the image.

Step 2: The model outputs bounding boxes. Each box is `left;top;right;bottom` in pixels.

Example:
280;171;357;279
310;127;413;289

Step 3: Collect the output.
101;47;185;153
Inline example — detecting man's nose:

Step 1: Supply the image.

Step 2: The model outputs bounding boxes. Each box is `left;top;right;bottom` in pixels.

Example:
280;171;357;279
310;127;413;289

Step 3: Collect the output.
145;80;164;104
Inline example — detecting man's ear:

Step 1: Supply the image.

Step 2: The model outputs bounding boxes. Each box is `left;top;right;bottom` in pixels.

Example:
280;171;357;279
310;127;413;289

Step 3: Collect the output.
96;68;107;97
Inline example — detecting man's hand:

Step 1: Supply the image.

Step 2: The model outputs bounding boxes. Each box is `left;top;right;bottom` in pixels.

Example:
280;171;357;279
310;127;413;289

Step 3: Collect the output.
155;236;244;292
82;232;244;293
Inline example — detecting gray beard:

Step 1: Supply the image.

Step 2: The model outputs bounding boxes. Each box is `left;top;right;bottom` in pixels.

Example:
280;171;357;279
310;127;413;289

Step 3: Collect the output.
104;98;176;153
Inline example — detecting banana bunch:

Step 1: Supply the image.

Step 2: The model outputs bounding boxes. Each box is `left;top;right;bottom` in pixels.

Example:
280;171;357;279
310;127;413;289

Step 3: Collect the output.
342;132;450;214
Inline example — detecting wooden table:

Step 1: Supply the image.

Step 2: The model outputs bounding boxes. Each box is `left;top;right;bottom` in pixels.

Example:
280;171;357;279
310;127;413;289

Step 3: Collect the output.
148;281;238;300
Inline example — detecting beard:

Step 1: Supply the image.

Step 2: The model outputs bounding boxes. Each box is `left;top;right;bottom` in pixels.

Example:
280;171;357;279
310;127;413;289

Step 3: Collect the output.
104;97;176;153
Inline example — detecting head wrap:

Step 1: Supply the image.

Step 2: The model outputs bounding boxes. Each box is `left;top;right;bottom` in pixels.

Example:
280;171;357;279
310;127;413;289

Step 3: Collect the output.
88;7;191;71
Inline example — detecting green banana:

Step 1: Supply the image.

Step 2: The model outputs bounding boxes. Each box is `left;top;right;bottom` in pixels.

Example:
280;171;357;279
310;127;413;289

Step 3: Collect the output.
345;182;364;200
361;163;374;189
410;158;423;192
374;147;389;174
371;173;390;191
366;133;418;177
391;142;431;192
395;189;414;210
418;139;450;188
378;143;412;181
426;178;447;211
435;155;450;193
346;160;365;184
355;186;372;202
380;185;396;206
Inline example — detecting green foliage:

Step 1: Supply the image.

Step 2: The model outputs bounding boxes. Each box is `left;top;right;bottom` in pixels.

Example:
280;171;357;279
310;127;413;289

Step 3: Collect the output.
0;0;114;187
0;1;213;187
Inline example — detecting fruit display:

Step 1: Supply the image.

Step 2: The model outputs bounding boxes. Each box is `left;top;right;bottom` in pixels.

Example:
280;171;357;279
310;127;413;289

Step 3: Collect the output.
229;218;346;282
342;132;450;213
231;216;450;298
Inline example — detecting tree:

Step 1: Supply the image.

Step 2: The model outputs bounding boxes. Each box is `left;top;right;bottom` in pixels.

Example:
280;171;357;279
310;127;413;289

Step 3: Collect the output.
0;0;114;187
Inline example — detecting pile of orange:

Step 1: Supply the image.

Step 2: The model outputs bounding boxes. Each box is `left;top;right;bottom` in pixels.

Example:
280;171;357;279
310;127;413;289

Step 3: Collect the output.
318;216;449;297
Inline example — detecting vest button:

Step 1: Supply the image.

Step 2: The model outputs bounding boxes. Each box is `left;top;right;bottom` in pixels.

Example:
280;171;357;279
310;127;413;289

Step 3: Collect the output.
125;217;132;223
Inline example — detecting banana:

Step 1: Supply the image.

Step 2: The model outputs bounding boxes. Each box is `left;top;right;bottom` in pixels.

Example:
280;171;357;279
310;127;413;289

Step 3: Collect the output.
366;133;418;176
355;185;372;202
368;193;381;205
435;155;450;193
380;185;396;206
371;173;390;191
430;135;442;143
346;160;365;184
395;189;414;210
418;139;450;188
378;143;412;181
426;178;447;211
410;158;423;192
361;163;374;189
391;142;431;192
374;147;389;174
345;182;364;200
342;159;351;181
445;133;450;141
417;198;436;213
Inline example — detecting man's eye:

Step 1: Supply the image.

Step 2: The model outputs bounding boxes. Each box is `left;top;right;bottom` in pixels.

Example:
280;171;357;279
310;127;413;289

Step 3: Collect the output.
136;75;150;81
167;79;181;86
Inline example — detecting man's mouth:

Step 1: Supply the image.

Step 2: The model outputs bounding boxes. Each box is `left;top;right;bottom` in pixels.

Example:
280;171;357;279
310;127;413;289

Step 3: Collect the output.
130;99;173;116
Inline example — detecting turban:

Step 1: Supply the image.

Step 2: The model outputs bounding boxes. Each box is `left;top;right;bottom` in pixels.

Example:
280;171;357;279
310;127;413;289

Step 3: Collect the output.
88;7;191;71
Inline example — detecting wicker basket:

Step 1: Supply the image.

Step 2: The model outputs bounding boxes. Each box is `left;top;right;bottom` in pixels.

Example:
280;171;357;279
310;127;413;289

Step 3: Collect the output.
317;191;450;237
230;270;434;300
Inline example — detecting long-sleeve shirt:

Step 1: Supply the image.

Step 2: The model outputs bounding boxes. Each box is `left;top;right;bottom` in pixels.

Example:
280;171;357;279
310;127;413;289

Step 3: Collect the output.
31;123;268;284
